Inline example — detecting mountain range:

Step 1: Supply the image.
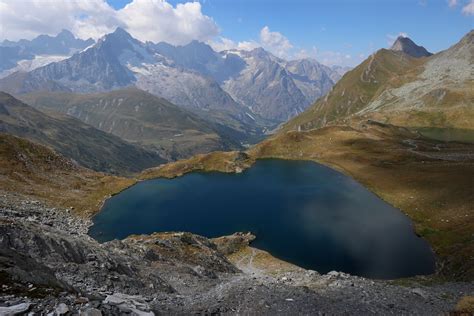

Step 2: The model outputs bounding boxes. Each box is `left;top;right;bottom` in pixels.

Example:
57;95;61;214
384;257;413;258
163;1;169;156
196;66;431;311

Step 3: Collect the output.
0;30;94;78
0;28;346;127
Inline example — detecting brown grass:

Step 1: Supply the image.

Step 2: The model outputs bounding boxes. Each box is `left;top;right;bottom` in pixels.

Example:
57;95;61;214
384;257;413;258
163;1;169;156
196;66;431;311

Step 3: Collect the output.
140;150;254;180
455;296;474;314
0;133;135;217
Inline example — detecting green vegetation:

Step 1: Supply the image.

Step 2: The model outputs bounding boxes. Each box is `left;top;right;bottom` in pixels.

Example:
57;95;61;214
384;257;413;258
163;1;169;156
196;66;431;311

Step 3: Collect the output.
20;88;244;160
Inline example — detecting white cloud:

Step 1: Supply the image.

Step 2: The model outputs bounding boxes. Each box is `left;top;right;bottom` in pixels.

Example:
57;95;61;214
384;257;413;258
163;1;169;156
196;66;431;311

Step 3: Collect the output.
207;36;260;52
259;26;293;58
447;0;458;7
293;46;318;60
292;46;363;67
237;40;260;51
208;37;237;51
210;26;293;58
462;0;474;14
118;0;219;44
0;1;358;67
0;0;219;45
0;0;119;41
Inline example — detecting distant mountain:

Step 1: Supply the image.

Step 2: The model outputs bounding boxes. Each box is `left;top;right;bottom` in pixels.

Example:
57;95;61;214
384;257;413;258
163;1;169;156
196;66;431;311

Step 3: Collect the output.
285;58;336;110
149;41;341;122
0;92;163;174
390;36;432;58
20;88;242;160
330;65;352;81
283;30;473;131
148;40;246;83
0;30;94;78
1;30;94;55
0;28;263;135
0;46;34;72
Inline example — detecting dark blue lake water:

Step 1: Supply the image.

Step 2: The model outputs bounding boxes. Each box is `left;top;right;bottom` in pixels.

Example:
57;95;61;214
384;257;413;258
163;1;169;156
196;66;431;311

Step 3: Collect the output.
89;159;435;279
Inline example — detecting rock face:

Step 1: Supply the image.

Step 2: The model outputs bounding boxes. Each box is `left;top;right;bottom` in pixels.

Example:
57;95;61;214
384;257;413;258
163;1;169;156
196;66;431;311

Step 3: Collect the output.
390;36;432;58
149;41;342;122
222;49;341;121
221;48;309;122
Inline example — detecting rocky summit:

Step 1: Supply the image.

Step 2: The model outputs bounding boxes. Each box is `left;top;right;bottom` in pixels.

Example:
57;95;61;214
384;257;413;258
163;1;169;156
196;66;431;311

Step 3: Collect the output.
390;36;433;58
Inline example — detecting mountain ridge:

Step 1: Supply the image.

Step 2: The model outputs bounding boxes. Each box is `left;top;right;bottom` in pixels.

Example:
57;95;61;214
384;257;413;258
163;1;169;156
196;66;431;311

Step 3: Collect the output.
390;36;432;58
0;91;164;174
283;30;473;132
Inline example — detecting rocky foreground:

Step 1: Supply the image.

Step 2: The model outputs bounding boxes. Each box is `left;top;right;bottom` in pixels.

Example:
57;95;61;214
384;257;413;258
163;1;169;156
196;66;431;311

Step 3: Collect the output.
0;192;473;315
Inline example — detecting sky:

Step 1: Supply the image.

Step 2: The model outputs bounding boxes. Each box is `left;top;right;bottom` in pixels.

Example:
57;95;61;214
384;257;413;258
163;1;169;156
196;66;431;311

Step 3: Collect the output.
0;0;472;67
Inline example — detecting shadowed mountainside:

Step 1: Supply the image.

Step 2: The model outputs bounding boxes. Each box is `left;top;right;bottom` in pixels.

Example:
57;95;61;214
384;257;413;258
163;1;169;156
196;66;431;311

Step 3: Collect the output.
0;92;164;174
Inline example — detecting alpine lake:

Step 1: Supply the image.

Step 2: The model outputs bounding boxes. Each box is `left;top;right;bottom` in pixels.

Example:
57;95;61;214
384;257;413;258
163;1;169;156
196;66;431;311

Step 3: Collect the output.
89;159;435;279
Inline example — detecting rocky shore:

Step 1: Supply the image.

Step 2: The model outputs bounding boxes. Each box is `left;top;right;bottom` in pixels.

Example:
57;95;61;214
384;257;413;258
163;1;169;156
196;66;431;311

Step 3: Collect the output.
0;192;473;315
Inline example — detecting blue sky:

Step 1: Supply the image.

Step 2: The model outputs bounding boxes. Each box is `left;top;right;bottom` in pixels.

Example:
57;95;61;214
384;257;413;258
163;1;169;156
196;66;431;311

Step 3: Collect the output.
1;0;472;67
105;0;473;66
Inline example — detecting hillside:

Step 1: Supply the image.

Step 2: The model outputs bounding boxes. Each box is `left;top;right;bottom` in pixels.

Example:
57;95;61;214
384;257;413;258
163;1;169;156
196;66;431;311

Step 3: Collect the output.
0;92;163;174
283;31;473;131
19;88;245;160
0;133;134;215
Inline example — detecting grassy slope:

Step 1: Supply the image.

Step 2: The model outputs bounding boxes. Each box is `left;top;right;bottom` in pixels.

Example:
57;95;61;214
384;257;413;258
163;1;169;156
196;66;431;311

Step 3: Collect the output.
0;92;164;175
282;49;424;131
0;133;134;217
283;37;473;132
